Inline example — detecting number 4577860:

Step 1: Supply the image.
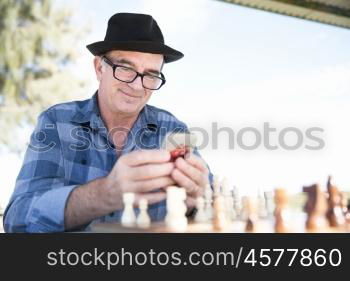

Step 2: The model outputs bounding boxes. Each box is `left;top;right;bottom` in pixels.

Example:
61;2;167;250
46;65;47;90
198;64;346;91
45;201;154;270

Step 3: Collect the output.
243;248;341;267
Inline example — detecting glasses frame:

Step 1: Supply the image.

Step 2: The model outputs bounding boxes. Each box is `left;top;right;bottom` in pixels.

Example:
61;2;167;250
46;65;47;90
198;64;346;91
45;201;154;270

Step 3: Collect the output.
101;56;166;90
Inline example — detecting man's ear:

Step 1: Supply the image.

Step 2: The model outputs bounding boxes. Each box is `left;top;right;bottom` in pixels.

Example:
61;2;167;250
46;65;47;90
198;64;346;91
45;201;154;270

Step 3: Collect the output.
93;56;103;82
160;57;165;72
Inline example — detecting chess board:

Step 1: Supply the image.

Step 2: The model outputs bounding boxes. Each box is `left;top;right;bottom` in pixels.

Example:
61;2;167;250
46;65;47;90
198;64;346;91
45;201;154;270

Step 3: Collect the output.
89;175;350;234
89;215;349;233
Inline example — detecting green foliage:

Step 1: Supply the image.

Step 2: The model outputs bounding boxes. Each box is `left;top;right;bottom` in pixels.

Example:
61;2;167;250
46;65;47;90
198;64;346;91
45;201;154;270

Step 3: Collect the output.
0;0;90;153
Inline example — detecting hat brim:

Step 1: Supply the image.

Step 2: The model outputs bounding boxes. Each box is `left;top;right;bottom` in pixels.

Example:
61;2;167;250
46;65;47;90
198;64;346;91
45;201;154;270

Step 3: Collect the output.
86;41;184;63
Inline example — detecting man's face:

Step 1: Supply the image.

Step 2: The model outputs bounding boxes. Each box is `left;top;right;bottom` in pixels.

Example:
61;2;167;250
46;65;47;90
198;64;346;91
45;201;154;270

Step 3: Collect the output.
94;50;164;116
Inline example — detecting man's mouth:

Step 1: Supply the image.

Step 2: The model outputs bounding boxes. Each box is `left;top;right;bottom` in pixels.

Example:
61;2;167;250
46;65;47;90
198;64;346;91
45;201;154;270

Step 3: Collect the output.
120;89;139;98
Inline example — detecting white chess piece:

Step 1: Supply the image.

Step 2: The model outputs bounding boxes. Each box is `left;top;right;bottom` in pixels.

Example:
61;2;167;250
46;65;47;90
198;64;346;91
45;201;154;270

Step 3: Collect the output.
232;186;242;219
213;195;228;231
221;177;229;195
257;189;268;218
121;192;136;227
213;175;221;197
194;197;207;223
165;186;188;232
264;191;275;218
221;178;235;221
204;184;213;220
136;199;151;228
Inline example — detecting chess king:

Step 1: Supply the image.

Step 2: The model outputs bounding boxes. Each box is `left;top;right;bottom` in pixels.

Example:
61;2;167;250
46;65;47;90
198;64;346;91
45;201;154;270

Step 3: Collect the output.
4;13;213;233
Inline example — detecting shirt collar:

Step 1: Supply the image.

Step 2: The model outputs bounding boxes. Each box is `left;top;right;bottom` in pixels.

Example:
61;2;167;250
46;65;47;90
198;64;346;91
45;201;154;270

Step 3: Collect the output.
71;91;159;132
71;91;100;125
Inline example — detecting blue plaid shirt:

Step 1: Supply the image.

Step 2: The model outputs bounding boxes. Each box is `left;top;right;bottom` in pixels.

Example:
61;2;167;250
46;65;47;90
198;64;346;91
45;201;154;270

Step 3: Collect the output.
4;92;212;233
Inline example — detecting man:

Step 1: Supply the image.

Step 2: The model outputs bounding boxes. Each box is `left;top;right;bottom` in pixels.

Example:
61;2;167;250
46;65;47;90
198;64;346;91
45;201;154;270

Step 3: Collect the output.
4;13;212;233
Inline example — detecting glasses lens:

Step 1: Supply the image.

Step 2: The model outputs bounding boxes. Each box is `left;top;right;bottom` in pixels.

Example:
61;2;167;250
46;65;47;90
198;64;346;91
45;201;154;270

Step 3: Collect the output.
113;64;165;90
143;75;163;90
114;66;138;82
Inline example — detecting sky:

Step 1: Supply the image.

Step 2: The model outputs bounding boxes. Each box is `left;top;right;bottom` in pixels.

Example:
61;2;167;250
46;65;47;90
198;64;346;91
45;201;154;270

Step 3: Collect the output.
1;0;350;207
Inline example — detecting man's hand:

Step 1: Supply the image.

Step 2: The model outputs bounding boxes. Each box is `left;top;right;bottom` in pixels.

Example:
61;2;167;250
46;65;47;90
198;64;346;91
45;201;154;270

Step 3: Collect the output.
64;149;209;230
105;149;176;209
171;153;210;208
64;149;175;230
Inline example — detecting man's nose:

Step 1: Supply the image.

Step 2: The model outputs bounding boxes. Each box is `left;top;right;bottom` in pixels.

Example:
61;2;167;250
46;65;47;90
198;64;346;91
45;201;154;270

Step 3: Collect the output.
128;75;144;90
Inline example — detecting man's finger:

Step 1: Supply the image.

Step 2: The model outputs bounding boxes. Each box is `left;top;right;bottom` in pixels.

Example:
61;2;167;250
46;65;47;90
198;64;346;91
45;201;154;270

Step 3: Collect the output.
174;157;205;187
124;149;171;166
185;196;197;209
184;153;209;174
130;162;174;181
171;168;200;196
134;191;167;207
132;176;176;193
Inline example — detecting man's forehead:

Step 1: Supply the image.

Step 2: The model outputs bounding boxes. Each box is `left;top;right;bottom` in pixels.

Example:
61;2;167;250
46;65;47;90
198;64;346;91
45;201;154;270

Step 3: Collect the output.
106;50;163;66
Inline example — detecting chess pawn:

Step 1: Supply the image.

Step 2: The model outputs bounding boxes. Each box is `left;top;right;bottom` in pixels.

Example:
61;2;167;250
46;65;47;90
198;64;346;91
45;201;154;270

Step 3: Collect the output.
204;184;213;220
194;197;207;223
165;187;188;232
243;196;258;232
213;195;228;231
121;192;136;227
136;199;151;229
274;188;289;233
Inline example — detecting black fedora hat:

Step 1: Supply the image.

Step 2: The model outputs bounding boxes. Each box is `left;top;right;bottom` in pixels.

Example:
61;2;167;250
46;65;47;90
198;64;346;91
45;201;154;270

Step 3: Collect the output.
86;13;184;63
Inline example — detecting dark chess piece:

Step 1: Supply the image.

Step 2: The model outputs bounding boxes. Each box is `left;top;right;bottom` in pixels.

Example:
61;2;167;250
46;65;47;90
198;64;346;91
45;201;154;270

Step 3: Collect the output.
326;176;345;227
243;197;258;232
303;183;329;231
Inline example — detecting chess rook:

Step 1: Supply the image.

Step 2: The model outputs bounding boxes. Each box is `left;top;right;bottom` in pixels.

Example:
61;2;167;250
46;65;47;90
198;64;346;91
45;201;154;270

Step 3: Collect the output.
165;186;188;232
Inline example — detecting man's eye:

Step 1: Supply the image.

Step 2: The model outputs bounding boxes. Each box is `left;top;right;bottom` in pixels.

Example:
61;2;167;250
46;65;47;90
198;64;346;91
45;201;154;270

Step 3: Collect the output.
145;75;158;81
119;66;134;72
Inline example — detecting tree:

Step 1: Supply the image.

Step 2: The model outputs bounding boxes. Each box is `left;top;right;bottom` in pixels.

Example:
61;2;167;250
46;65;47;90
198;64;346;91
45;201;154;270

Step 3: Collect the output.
0;0;90;153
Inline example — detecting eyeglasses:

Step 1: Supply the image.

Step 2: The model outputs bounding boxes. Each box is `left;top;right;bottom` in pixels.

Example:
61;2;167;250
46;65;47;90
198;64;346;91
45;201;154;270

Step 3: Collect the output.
101;56;166;90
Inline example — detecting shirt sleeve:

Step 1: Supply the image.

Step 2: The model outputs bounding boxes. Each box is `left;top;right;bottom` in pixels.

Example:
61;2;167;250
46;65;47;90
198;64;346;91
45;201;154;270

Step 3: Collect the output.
3;110;77;233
